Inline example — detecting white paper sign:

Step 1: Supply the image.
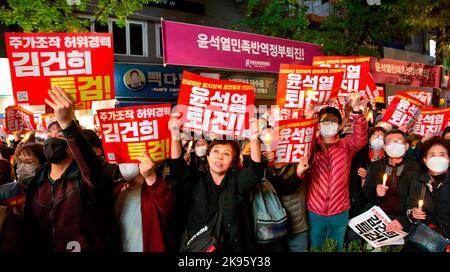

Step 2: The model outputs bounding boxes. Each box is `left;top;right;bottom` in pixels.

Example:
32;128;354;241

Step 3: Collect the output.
348;206;406;248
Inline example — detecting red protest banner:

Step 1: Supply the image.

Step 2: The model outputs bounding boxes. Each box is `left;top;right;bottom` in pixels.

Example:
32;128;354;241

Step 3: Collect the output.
5;32;114;110
273;118;319;164
406;91;432;106
312;56;378;103
409;108;450;136
4;105;37;133
374;86;385;104
177;71;255;139
37;113;56;133
381;92;424;130
276;64;344;111
97;104;172;163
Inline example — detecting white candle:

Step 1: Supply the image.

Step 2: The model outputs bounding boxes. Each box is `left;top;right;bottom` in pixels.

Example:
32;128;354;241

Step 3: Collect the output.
382;173;387;186
418;200;424;211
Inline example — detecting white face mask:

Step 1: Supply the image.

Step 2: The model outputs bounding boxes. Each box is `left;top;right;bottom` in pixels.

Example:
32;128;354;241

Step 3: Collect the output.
385;143;406;158
425;156;449;174
320;123;339;137
195;146;207;157
118;163;140;181
16;163;38;185
370;138;384;151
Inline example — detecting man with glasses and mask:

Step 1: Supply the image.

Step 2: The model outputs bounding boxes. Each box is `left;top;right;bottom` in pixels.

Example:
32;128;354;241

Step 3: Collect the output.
306;93;368;251
363;129;422;238
23;86;112;252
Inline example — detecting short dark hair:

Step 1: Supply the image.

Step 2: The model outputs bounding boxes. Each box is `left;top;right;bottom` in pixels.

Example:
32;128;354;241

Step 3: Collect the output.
442;126;450;138
206;140;241;168
369;126;387;139
47;121;61;132
318;107;342;125
15;143;46;165
420;136;450;161
384;129;408;143
130;70;140;77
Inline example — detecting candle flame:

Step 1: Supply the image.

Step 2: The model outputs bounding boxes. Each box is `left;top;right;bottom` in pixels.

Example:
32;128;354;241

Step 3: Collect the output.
382;173;387;185
418;200;424;208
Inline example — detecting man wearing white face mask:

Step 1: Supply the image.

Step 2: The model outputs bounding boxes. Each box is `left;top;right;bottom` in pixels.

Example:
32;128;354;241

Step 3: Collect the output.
306;93;368;252
401;137;450;252
363;129;422;237
115;154;175;252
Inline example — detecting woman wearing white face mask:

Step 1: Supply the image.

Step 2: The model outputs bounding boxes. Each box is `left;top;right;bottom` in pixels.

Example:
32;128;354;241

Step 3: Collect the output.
115;154;175;252
363;129;423;239
402;137;450;252
368;127;387;162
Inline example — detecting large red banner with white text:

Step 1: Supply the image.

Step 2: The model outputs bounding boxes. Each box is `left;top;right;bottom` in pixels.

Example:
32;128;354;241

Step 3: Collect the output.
381;92;424;130
97;104;172;163
5;32;114;110
177;71;255;139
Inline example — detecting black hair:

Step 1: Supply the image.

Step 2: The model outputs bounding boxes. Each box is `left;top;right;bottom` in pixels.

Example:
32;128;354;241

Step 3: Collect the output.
318;107;342;125
369;126;387;139
47;121;61;132
130;70;140;77
15;143;46;165
384;129;408;143
442;126;450;138
206;140;241;169
420;136;450;162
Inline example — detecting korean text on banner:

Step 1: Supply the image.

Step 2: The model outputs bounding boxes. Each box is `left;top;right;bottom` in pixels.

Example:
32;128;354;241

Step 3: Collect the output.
312;56;379;104
406;91;432;106
177;71;255;139
273;118;318;164
162;20;323;73
276;64;344;110
5;106;37;133
37;113;56;133
348;206;406;248
409;108;450;136
381;92;424;130
97;104;172;164
5;32;114;110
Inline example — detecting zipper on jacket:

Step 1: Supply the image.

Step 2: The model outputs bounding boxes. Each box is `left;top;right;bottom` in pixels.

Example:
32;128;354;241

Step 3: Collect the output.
325;145;331;214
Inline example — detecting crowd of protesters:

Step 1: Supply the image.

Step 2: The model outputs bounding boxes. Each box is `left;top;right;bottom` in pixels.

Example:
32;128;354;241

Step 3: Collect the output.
0;86;449;252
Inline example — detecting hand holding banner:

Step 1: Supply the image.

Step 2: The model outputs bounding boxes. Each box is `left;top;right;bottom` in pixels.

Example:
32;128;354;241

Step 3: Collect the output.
97;104;172;163
409;108;450;136
276;64;344;111
177;71;255;139
273;118;319;164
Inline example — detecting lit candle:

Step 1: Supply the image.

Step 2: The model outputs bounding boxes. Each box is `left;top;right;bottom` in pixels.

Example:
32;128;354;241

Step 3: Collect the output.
418;200;424;211
382;173;387;186
187;140;193;153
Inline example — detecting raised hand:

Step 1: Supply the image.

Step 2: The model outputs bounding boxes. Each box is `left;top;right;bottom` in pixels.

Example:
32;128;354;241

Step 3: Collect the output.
44;86;74;129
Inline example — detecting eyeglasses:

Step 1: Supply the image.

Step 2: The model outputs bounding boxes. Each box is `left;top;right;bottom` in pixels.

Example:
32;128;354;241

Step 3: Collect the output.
320;119;339;125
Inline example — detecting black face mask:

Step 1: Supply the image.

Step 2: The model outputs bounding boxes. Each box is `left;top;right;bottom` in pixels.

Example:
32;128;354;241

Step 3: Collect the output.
43;137;68;163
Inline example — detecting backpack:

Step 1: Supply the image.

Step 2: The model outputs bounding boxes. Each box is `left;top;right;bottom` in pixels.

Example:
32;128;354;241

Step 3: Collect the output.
252;170;288;244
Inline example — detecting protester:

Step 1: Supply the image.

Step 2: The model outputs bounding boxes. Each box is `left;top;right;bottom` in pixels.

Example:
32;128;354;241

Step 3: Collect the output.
262;147;310;252
23;86;113;252
115;153;175;252
402;137;450;252
442;127;450;140
363;129;423;236
168;112;264;252
306;93;368;251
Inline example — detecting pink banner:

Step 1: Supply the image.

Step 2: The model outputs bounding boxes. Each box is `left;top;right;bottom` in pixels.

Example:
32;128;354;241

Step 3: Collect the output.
162;20;323;73
369;57;441;89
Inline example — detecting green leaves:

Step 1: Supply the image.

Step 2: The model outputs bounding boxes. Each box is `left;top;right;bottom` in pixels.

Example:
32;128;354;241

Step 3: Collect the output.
0;0;160;32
